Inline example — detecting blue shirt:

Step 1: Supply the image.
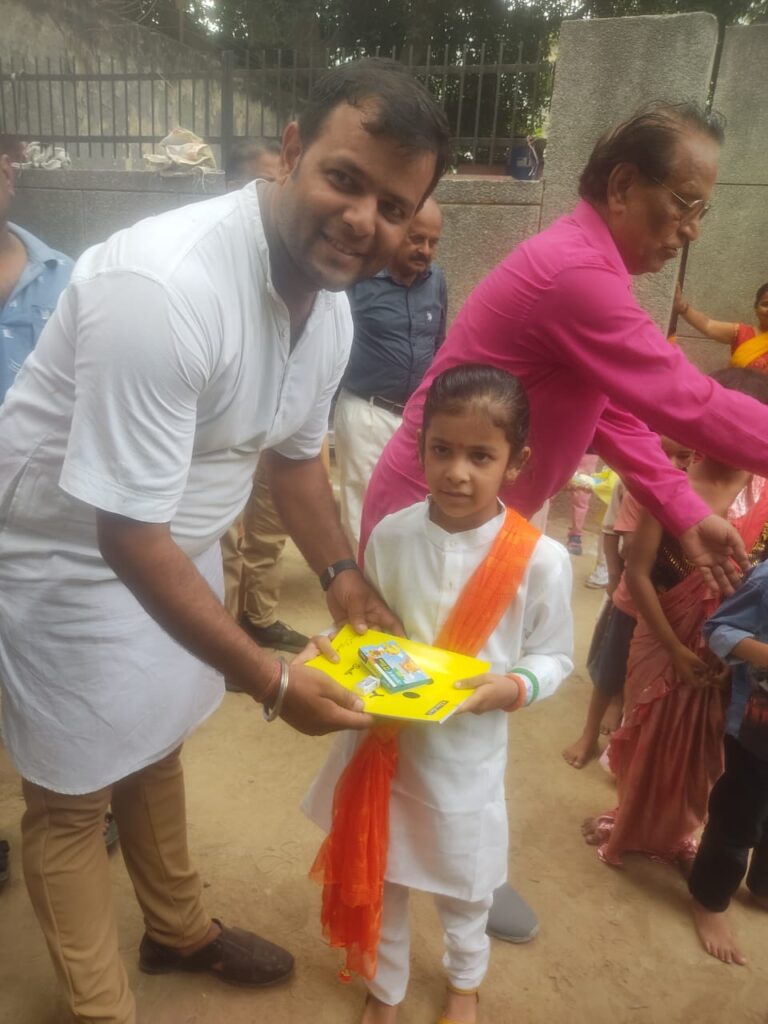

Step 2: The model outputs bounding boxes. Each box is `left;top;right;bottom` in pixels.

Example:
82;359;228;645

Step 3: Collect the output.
0;223;72;403
342;265;447;404
704;560;768;760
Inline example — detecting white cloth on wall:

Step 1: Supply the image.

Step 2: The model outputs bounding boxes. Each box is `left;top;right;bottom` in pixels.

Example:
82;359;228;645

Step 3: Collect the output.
0;181;352;794
303;499;574;902
333;387;402;553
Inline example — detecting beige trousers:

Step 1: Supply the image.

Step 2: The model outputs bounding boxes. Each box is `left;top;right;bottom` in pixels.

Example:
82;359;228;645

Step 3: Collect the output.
221;441;331;625
333;389;401;554
22;747;210;1024
220;460;286;626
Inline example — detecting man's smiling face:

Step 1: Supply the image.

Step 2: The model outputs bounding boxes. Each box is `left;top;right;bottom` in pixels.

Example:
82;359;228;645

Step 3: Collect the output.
273;101;439;292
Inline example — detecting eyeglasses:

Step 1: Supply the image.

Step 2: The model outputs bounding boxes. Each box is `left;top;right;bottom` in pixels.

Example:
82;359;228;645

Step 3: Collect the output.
649;177;712;224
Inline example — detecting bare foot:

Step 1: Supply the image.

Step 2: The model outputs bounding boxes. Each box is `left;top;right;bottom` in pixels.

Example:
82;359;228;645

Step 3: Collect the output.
599;697;623;735
362;994;399;1024
691;900;746;965
562;733;599;769
581;815;610;846
442;989;478;1024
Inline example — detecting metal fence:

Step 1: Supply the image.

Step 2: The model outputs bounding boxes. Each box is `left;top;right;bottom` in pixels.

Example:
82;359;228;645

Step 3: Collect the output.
0;45;554;170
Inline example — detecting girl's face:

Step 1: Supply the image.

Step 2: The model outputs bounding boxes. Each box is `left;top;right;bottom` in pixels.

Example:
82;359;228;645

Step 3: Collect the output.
421;406;529;534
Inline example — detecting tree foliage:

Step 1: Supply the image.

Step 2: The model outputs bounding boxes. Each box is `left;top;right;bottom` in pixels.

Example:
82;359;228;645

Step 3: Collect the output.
136;0;768;163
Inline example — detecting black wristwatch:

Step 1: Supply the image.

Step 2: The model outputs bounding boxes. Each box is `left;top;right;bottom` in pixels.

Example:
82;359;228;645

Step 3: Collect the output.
320;558;360;591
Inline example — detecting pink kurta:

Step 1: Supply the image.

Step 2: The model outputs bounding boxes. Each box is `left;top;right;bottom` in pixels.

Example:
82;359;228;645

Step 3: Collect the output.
360;201;768;552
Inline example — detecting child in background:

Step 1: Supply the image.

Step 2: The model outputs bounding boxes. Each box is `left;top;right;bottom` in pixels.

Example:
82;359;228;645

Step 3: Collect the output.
567;451;599;555
303;365;573;1024
688;560;768;965
583;369;768;869
562;440;694;769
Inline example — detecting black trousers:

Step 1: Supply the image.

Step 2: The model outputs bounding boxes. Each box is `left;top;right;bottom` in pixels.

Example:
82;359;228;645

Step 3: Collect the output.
688;734;768;912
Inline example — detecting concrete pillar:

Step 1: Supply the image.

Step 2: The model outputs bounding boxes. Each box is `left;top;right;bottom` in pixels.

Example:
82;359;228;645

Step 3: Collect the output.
677;25;768;372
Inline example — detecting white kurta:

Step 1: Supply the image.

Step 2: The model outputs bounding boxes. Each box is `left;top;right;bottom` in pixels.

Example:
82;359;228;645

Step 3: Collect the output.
303;500;573;902
0;182;352;794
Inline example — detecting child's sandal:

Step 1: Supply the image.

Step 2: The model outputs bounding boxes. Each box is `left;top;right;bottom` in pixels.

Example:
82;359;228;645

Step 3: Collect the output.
437;984;480;1024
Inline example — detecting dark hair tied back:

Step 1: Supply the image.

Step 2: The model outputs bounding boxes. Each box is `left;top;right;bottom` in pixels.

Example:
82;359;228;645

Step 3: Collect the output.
423;364;529;455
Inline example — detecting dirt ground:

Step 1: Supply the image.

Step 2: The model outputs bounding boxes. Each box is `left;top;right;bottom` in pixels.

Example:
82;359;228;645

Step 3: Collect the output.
1;499;767;1024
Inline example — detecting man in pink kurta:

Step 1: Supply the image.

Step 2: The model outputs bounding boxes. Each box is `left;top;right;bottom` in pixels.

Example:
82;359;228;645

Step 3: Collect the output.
361;198;768;555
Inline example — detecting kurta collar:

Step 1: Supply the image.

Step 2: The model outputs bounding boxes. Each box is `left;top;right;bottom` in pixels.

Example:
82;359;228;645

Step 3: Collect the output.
423;498;507;550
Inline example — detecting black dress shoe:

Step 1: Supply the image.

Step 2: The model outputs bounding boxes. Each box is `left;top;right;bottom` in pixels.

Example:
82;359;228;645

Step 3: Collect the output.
239;616;310;653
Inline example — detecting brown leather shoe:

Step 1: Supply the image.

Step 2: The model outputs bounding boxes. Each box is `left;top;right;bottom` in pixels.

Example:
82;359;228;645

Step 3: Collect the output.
139;918;294;987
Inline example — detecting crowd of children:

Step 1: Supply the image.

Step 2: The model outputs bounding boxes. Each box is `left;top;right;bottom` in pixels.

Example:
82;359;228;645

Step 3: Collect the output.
299;361;768;1022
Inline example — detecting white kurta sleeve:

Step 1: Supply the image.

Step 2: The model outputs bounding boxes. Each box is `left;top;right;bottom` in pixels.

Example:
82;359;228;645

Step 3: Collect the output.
508;536;574;704
59;270;211;522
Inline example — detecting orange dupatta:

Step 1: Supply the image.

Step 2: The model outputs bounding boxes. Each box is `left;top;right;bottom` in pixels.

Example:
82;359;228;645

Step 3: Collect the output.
309;507;541;980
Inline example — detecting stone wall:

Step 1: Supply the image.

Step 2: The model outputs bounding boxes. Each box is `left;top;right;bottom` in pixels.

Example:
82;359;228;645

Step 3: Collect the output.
11;169;226;258
676;24;768;373
433;177;543;319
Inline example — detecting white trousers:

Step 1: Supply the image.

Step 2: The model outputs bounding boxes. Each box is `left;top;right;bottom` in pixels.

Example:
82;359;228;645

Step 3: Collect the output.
368;882;493;1006
333;388;402;554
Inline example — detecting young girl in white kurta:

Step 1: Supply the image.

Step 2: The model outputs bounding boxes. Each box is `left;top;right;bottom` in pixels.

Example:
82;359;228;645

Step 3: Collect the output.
304;365;573;1024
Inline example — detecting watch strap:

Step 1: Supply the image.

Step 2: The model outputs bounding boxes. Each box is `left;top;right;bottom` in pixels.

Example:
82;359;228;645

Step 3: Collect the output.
320;558;359;591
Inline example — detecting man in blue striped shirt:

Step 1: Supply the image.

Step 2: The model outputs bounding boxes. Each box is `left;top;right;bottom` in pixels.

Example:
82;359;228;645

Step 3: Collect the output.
334;196;447;551
0;136;72;404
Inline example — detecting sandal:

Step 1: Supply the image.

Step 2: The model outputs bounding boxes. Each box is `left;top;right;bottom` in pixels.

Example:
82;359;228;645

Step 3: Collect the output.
437;983;479;1024
138;917;294;987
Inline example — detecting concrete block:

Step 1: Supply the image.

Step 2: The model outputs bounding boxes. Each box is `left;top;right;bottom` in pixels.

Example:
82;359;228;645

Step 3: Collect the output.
439;203;542;320
82;191;181;251
679;184;768;332
11;188;85;259
435;176;543;207
16;169;226;195
713;26;768;186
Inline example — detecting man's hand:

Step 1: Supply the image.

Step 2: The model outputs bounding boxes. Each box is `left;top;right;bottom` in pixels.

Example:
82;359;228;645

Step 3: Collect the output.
679;514;748;596
326;569;404;636
279;658;374;735
453;673;522;714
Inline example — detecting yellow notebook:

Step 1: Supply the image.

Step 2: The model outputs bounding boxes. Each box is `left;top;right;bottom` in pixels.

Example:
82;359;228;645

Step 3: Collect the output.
307;626;489;725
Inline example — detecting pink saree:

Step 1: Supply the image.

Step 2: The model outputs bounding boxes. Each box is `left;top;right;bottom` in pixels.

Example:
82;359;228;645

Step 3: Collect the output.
591;482;768;867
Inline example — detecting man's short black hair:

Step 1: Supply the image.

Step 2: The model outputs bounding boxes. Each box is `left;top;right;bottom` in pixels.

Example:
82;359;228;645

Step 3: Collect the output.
298;57;450;200
579;101;725;204
226;137;281;179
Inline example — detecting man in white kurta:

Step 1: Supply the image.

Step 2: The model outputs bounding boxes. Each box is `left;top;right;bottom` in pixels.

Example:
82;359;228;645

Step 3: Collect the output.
0;58;450;1024
304;499;573;1004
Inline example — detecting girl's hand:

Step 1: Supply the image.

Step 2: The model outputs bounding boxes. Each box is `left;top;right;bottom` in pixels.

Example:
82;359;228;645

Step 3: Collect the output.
454;673;523;714
671;645;711;688
292;632;340;666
